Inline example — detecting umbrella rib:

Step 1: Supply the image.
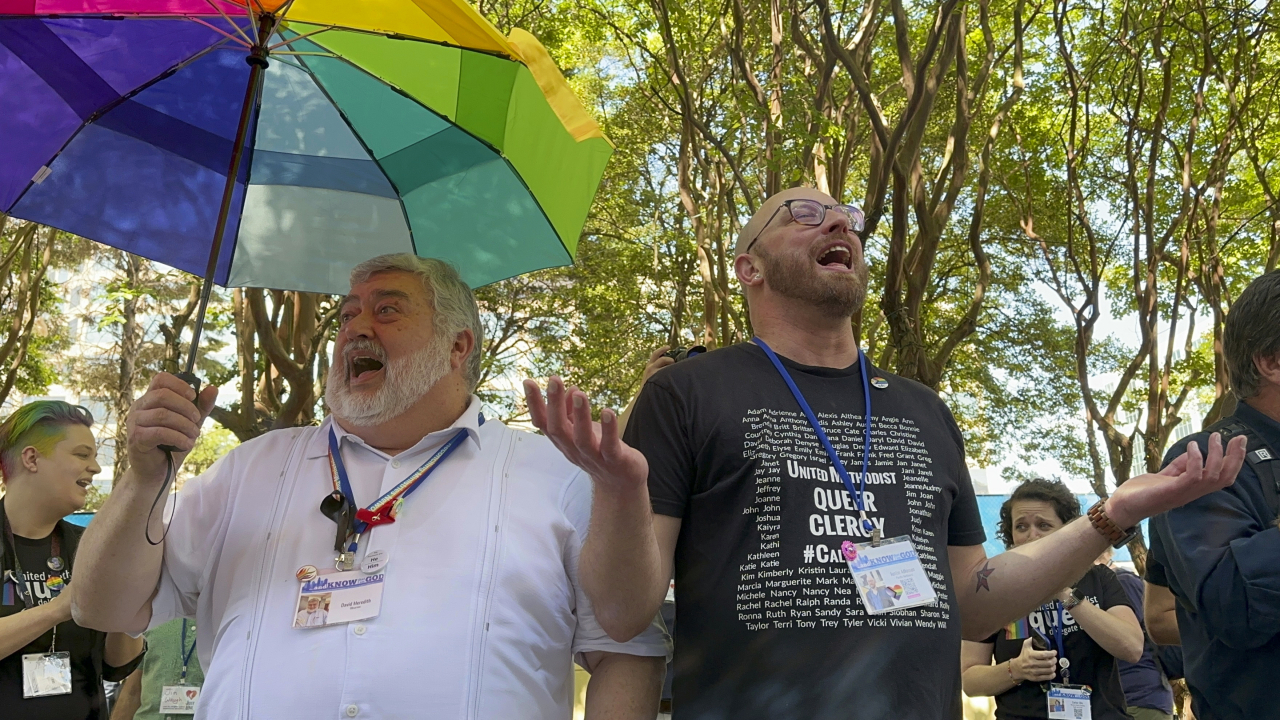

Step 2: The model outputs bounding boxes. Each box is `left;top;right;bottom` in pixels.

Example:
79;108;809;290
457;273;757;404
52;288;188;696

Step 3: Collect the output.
256;21;515;61
274;0;301;23
268;25;333;50
271;56;309;72
203;0;255;46
1;37;234;223
273;51;339;57
237;0;265;44
188;17;253;48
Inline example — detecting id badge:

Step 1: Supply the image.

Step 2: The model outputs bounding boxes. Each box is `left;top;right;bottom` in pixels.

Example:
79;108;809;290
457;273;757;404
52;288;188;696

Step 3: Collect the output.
22;651;72;698
160;685;201;713
293;567;384;629
843;535;938;614
1048;684;1091;720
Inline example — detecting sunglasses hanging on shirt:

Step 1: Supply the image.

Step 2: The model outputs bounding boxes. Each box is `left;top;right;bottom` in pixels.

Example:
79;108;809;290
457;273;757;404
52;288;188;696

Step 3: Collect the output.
318;490;357;571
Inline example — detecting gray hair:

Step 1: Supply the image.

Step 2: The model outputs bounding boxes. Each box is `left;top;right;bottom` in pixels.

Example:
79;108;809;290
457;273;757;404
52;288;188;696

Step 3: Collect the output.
349;254;484;391
1224;269;1280;399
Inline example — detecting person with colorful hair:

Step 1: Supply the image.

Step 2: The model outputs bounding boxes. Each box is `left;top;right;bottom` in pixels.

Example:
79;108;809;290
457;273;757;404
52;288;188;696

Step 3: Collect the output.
0;400;145;720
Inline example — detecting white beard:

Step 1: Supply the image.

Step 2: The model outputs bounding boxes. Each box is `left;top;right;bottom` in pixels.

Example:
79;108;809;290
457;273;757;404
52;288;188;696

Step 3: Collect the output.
326;336;452;427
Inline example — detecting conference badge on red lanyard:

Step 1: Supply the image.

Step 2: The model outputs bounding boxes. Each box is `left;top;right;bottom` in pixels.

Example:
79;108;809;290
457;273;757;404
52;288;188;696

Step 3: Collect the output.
842;536;938;614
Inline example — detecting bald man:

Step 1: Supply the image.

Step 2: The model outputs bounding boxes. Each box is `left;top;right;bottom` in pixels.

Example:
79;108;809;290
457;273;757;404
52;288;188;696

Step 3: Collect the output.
524;187;1244;719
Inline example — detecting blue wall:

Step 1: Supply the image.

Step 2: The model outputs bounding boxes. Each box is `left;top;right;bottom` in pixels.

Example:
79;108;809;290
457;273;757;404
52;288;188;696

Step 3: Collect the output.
64;512;93;527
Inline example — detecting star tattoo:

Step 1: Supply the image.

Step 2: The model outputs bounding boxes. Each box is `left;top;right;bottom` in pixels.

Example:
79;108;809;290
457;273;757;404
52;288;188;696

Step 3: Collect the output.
975;560;995;592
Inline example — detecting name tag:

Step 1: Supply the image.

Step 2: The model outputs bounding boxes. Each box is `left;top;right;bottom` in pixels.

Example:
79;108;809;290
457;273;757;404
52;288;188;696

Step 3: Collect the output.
293;568;384;629
160;685;202;714
1048;684;1091;720
844;535;938;614
22;652;72;698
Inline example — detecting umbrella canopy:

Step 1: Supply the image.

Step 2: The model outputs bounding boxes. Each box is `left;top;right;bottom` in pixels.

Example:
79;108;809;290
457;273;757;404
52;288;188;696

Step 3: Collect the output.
0;0;612;296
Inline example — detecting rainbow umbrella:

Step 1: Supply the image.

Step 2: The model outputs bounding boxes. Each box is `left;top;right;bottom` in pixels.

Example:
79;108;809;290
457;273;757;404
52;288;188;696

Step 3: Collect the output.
0;0;611;377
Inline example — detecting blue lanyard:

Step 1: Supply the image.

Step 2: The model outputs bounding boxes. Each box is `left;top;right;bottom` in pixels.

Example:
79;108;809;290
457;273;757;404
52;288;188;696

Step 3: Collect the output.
328;415;481;544
753;338;875;534
179;619;197;682
1052;601;1069;684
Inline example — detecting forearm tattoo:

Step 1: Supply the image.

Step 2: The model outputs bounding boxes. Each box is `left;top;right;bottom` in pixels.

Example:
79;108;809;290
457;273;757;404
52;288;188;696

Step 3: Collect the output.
975;560;995;592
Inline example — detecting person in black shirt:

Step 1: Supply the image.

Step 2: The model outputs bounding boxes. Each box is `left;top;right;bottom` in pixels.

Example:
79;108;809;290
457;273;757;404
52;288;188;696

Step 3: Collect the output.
524;187;1245;719
1145;269;1280;720
962;480;1143;719
0;401;144;720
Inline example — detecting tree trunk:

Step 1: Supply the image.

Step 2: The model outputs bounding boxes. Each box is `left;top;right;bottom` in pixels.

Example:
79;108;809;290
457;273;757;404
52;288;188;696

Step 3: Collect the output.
112;253;143;479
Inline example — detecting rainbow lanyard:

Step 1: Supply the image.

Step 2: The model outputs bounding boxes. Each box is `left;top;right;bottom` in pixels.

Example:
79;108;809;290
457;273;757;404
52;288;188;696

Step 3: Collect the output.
327;418;479;556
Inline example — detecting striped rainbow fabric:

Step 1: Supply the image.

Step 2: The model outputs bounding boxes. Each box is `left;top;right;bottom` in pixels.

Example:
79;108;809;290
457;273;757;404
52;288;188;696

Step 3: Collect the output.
0;0;611;293
1005;616;1032;641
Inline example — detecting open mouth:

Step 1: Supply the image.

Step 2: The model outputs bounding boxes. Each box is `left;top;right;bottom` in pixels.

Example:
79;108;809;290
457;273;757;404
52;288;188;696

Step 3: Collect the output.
816;242;854;270
349;354;386;383
76;478;92;489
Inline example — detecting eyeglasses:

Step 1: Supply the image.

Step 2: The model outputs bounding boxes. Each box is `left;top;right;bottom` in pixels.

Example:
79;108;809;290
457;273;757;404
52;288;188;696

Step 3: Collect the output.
743;199;866;254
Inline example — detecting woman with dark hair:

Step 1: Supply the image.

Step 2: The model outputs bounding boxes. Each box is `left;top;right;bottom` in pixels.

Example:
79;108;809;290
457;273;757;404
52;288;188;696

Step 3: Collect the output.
961;478;1145;720
0;401;144;719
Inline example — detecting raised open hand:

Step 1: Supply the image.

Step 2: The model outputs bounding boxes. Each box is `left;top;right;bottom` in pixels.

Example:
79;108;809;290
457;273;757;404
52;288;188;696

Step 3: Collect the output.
1107;432;1246;528
522;376;649;492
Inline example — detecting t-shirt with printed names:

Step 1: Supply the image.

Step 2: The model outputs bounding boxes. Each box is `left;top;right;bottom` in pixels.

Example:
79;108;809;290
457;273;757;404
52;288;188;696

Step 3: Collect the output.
981;564;1134;720
624;342;986;720
0;520;141;720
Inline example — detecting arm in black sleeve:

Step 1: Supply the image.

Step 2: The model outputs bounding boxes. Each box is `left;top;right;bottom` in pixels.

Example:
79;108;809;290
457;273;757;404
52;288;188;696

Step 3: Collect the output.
1155;445;1280;649
1095;565;1135;612
622;379;696;518
102;637;146;682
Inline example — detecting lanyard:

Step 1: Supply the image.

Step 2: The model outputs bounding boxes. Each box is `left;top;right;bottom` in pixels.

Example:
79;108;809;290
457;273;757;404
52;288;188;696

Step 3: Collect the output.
1052;600;1070;684
179;619;197;682
326;418;480;563
3;510;65;654
2;511;63;610
753;338;876;539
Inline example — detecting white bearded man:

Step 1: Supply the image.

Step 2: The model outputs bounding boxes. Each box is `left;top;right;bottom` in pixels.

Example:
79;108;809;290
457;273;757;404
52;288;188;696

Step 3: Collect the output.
69;254;669;719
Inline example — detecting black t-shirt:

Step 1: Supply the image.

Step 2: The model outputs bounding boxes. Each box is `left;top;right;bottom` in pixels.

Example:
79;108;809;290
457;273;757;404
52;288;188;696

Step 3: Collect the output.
982;564;1134;720
624;343;986;720
0;518;141;720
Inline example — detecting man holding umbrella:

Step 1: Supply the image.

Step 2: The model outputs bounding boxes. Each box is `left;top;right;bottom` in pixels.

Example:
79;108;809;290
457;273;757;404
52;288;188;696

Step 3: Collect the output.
70;253;668;718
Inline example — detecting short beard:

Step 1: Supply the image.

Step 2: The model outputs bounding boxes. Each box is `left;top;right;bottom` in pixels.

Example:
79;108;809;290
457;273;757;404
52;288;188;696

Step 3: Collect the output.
756;243;869;318
325;336;453;427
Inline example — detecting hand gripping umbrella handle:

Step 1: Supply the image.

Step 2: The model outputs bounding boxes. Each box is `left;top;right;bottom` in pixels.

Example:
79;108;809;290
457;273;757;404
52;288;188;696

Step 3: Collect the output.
158;372;203;453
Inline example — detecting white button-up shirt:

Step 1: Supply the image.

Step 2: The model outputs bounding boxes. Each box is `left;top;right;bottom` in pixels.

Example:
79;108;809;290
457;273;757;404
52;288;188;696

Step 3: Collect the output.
149;397;668;719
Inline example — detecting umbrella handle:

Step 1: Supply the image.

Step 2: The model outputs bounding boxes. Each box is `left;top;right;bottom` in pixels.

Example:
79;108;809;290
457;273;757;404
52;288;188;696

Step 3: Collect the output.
157;372;203;453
